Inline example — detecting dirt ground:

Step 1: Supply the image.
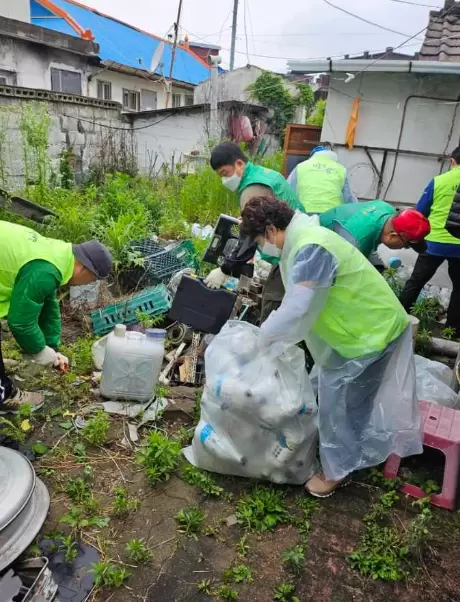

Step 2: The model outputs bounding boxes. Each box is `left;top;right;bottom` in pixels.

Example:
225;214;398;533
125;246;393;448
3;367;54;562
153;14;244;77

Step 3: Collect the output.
3;321;460;602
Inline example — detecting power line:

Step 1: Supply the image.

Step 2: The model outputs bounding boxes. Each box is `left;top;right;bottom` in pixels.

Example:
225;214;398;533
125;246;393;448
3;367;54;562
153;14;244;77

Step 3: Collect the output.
388;0;442;6
243;0;251;64
322;0;423;38
348;0;460;79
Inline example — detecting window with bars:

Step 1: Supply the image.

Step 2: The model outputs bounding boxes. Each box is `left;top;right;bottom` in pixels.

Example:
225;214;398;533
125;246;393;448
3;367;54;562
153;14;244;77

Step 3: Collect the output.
97;80;112;101
184;95;194;107
172;93;182;108
123;89;140;111
50;68;82;95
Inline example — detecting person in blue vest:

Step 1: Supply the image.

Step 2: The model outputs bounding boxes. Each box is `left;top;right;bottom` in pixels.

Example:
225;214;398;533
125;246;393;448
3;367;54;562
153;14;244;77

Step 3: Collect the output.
400;147;460;337
288;144;357;214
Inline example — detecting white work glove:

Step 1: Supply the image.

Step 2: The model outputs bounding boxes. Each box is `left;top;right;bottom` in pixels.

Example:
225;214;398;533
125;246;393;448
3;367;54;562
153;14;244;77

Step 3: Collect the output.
204;268;228;289
55;352;69;368
31;346;58;367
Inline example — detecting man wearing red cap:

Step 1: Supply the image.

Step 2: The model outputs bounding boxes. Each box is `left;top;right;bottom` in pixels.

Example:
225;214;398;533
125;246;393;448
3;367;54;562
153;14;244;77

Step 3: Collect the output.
319;200;430;262
400;146;460;337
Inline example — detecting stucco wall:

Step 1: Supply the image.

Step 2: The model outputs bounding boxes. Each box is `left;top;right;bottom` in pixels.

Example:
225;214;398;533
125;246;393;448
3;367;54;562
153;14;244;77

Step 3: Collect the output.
87;69;193;111
322;72;460;206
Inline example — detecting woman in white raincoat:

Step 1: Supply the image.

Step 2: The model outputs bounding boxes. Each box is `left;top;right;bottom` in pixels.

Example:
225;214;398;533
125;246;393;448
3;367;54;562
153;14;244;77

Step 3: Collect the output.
241;196;422;497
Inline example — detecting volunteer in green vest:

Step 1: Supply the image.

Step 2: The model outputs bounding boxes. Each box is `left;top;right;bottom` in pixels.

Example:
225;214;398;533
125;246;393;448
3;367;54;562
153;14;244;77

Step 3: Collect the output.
0;221;112;412
400;146;460;337
288;144;357;213
320;200;430;260
240;197;422;498
206;142;303;322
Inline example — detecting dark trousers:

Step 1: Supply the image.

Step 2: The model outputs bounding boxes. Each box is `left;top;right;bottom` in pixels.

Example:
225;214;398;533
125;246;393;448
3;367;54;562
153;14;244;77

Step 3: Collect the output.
400;253;460;337
260;264;285;324
0;330;16;404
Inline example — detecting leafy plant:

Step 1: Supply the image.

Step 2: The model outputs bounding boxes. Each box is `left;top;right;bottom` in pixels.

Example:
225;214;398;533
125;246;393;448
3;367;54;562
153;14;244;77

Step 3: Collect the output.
112;486;141;517
136;431;181;486
175;505;205;538
307;99;326;127
273;583;299;602
236;534;250;558
82;411;110;446
236;486;289;532
411;296;441;330
415;328;432;357
216;585;239;600
383;268;403;297
125;538;152;563
32;441;49;456
197;578;213;594
61;337;95;376
223;564;253;584
57;535;79;563
73;442;87;463
442;326;456;340
181;465;224;497
282;545;305;575
90;561;130;588
60;506;109;531
65;476;92;505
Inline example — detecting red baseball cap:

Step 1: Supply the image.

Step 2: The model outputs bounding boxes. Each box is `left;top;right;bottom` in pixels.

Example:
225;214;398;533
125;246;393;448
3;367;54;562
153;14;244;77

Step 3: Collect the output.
393;209;430;243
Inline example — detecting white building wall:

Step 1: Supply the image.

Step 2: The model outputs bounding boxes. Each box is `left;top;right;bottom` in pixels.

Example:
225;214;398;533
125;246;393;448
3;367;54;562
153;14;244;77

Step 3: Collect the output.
87;69;194;111
322;72;460;206
0;0;30;23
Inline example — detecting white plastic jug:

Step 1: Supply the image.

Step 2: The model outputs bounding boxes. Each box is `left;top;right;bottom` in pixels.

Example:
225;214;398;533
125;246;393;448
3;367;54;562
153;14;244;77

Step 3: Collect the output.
100;324;166;402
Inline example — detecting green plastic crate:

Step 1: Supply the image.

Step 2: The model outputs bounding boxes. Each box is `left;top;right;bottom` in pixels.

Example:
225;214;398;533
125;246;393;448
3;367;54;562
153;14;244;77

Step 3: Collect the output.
91;284;172;335
131;239;199;282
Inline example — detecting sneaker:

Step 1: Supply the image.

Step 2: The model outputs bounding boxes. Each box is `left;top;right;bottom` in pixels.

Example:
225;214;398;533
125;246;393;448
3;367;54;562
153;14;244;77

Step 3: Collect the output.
304;472;345;498
0;389;44;414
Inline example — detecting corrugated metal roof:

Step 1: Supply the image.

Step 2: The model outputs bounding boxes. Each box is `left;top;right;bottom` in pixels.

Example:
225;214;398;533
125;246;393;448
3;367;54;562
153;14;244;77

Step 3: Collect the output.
420;2;460;61
30;0;211;85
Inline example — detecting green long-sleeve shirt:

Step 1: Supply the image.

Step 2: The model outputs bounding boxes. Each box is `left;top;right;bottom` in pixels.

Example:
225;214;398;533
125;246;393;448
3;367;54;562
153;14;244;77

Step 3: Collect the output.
7;259;62;355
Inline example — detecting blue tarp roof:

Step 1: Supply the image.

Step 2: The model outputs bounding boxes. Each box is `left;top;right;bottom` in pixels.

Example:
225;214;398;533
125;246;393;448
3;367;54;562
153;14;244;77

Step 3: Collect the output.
30;0;210;86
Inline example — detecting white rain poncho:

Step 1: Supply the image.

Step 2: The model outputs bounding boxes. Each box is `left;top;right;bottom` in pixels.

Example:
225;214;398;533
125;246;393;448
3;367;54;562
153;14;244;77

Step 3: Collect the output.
260;212;422;481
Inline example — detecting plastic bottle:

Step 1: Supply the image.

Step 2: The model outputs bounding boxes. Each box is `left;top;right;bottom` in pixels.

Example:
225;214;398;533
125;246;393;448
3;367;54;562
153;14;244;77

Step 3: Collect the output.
100;325;166;401
198;423;245;465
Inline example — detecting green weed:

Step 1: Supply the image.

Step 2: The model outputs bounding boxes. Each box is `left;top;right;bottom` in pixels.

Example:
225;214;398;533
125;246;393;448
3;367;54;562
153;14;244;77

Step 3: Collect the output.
65;476;92;505
197;578;213;594
216;585;239;600
57;535;78;563
236;534;250;558
223;564;253;584
90;561;130;588
175;506;205;538
273;583;299;602
112;486;141;517
82;411;110;446
125;538;152;563
61;337;95;376
236;486;289;532
181;465;224;497
136;431;181;486
60;506;109;532
282;545;305;575
411;297;441;330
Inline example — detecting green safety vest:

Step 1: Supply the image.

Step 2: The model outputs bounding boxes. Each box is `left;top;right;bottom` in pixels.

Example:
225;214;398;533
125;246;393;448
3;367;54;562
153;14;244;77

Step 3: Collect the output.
237;162;304;265
427;169;460;245
0;221;74;317
237;162;303;212
280;212;409;362
296;154;346;214
320;200;396;257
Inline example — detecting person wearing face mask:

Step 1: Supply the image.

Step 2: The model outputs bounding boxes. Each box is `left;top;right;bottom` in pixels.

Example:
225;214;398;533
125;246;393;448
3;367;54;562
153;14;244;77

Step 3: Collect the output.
206;142;303;322
240;196;422;498
0;220;112;412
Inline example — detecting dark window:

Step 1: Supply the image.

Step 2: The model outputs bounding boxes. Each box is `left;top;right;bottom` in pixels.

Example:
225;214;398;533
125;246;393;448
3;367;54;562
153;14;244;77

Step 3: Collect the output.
184;94;194;106
50;68;82;94
172;93;181;108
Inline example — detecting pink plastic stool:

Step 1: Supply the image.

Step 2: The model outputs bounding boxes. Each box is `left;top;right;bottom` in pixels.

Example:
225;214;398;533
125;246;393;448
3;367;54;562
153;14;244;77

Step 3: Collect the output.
384;400;460;510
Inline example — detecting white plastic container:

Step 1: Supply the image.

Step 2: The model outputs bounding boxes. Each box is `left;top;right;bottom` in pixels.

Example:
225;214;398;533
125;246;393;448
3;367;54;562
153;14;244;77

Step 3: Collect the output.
100;325;166;402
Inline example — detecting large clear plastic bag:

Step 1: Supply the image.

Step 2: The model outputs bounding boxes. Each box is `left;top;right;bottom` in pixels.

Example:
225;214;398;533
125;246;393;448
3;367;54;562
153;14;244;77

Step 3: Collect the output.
415;354;459;409
183;321;319;484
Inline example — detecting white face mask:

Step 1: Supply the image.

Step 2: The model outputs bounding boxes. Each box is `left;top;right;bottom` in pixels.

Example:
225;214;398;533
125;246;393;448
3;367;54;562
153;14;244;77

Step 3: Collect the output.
221;173;241;192
260;240;281;258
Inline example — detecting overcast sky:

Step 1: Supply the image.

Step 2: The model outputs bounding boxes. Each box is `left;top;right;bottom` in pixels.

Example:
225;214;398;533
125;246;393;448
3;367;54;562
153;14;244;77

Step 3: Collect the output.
78;0;442;71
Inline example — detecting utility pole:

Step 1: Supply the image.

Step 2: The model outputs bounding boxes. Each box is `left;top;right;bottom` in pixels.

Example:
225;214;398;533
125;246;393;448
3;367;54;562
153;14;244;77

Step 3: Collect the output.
229;0;239;71
166;0;184;108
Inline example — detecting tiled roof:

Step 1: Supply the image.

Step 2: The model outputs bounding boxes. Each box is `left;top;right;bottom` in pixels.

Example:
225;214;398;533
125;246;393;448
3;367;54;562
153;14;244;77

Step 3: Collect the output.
419;2;460;61
30;0;211;85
